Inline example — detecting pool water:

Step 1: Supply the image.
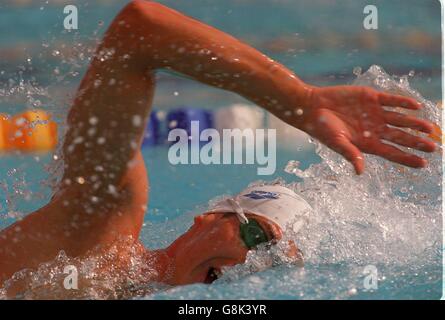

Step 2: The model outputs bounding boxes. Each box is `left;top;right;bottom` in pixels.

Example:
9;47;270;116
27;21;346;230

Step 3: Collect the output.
0;0;443;299
1;140;441;299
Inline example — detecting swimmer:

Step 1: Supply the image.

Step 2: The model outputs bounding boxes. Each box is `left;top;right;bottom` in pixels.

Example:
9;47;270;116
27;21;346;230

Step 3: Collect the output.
0;1;436;298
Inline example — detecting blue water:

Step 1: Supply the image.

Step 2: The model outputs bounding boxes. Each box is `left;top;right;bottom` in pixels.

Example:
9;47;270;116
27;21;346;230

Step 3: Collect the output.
0;145;441;300
0;0;442;299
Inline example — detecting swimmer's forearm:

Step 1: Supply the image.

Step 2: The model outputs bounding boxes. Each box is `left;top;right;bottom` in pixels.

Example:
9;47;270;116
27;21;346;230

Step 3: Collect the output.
119;1;312;123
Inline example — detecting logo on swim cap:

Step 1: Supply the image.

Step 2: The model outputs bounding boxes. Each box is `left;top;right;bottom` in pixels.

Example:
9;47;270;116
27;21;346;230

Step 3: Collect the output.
242;190;279;200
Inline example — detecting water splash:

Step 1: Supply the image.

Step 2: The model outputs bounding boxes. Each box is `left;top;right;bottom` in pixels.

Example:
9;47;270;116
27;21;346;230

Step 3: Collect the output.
261;66;441;298
0;237;166;300
283;65;441;265
148;66;442;299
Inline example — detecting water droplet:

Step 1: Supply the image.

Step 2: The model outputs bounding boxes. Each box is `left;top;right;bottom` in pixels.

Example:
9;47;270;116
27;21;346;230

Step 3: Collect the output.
169;120;178;128
108;184;117;195
348;288;357;296
284;160;311;178
73;136;84;144
318;115;327;123
94;79;102;88
15;117;26;126
353;67;362;76
89;117;98;125
363;130;371;138
132;115;142;127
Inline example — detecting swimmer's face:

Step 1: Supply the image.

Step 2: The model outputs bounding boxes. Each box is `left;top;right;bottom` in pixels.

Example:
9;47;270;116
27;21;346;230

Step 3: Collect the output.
167;212;301;285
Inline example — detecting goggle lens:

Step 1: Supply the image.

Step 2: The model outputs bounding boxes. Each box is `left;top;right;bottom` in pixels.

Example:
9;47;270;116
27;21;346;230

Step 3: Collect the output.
239;219;269;249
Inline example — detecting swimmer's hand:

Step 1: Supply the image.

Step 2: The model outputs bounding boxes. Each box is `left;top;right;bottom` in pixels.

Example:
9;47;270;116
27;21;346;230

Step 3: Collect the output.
296;86;436;174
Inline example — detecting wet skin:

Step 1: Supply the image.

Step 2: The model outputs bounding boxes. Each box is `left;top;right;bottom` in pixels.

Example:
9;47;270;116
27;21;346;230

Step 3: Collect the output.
164;213;286;285
0;1;436;297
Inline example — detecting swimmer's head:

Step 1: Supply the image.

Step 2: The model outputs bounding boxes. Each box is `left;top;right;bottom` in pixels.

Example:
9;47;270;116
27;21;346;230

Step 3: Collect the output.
215;185;313;235
165;185;311;285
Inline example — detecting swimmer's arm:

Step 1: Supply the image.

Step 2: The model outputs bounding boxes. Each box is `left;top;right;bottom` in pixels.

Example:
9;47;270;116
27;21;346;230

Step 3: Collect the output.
125;1;437;174
122;1;311;123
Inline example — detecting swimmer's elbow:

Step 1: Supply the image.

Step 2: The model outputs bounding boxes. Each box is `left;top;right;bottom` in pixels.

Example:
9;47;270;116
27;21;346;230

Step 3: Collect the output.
118;0;169;26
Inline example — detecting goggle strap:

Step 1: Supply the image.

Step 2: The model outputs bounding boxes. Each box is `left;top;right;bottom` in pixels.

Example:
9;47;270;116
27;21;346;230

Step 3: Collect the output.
227;198;249;224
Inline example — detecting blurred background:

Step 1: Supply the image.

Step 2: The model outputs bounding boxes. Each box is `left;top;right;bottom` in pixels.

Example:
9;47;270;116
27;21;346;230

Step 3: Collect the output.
0;0;441;110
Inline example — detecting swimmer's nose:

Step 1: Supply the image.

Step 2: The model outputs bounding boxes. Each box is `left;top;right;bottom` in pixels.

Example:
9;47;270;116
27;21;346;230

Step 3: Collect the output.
194;213;223;226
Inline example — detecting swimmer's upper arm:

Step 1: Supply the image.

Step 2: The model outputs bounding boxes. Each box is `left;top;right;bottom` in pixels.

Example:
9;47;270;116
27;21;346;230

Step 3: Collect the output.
59;3;157;199
58;0;304;202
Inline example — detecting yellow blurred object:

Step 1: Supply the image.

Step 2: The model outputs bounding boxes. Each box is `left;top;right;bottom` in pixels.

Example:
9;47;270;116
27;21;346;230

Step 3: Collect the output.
0;110;57;152
428;101;442;144
429;123;442;144
0;113;10;150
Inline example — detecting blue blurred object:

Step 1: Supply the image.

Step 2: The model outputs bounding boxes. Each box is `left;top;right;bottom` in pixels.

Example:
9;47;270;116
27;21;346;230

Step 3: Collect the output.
166;107;214;143
142;110;163;146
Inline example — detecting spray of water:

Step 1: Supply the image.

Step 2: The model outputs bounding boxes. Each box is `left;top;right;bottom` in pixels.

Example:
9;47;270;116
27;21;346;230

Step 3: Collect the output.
288;65;441;261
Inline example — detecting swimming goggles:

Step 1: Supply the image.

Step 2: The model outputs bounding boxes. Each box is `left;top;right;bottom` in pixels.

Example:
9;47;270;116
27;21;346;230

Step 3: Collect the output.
239;218;271;249
225;197;272;249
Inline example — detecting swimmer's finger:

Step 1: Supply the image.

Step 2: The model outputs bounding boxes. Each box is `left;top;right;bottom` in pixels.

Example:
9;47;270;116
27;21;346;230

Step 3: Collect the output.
330;136;364;174
378;93;421;110
381;127;436;153
372;142;427;168
383;111;434;134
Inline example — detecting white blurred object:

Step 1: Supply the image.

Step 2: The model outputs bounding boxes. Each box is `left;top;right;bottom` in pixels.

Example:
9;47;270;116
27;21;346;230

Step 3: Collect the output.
214;104;264;131
268;113;311;150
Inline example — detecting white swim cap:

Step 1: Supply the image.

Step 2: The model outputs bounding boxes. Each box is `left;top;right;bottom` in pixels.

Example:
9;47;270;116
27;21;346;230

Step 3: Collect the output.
207;185;312;234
